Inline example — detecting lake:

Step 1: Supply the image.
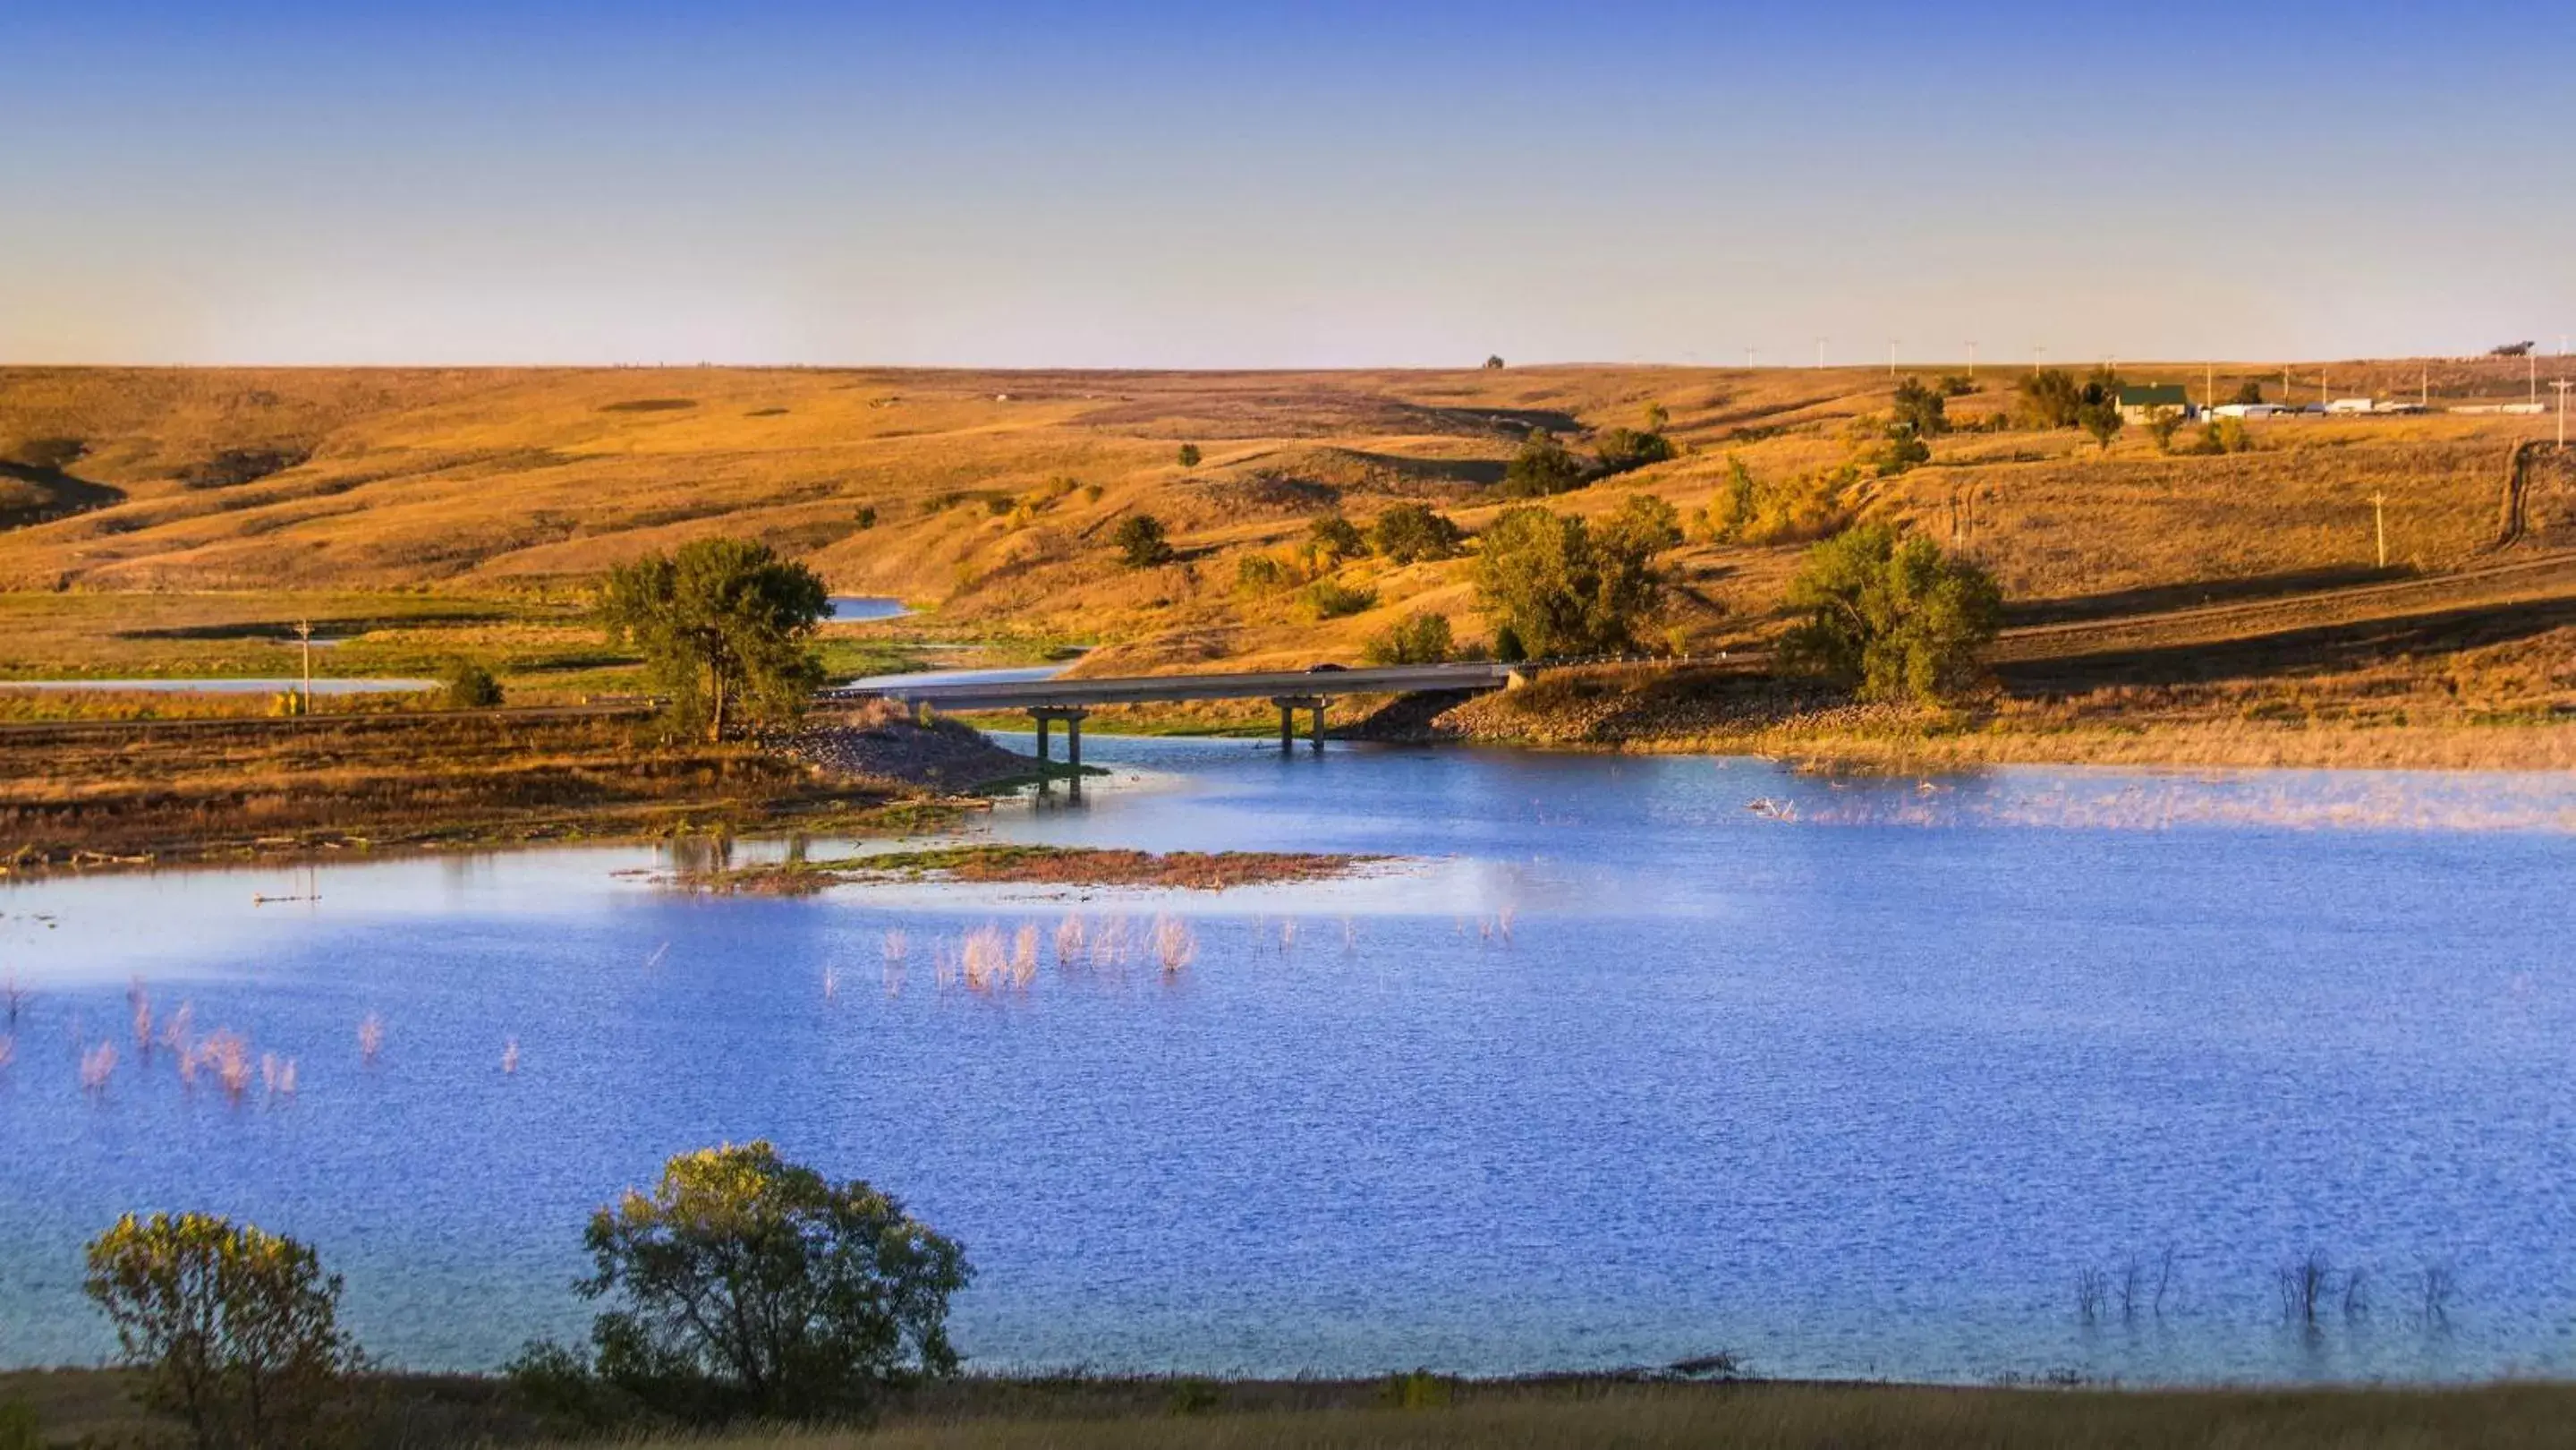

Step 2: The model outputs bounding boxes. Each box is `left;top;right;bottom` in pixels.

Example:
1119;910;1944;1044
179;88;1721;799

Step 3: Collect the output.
2;738;2572;1385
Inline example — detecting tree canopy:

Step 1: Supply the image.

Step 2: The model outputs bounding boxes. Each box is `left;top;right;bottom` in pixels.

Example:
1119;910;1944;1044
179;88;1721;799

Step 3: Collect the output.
1593;427;1677;476
1112;514;1175;568
1472;504;1672;659
1892;376;1950;438
599;538;829;741
85;1213;360;1450
1499;430;1588;498
1368;503;1465;563
1778;524;2002;704
560;1142;970;1424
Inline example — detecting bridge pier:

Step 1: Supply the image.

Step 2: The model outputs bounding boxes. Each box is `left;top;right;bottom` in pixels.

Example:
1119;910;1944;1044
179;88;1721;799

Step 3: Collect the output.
1270;695;1326;753
1028;706;1089;789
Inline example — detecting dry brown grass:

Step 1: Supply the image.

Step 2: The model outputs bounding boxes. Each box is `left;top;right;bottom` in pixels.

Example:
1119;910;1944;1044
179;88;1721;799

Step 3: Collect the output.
682;845;1382;894
0;711;931;870
5;361;2564;680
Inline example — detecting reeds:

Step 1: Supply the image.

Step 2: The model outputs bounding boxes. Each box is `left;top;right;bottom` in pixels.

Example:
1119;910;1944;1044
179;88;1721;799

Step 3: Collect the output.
1;973;28;1029
1011;925;1040;985
161;1001;194;1061
0;1035;13;1072
259;1051;297;1098
79;1041;116;1095
200;1030;252;1102
1055;913;1087;964
502;1037;521;1075
1152;914;1195;974
882;928;908;995
821;967;839;1002
126;977;153;1061
357;1011;385;1065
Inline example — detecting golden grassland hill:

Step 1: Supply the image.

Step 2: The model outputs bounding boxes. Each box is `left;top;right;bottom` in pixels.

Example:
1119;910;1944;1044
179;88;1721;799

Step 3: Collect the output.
3;361;2567;683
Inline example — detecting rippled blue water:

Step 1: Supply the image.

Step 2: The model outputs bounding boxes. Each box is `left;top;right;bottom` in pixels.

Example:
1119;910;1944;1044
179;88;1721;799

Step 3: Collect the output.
3;738;2572;1383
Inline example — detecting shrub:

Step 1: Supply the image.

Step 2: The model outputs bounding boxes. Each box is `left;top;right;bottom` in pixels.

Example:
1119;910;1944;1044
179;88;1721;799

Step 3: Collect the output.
1700;456;1760;542
854;506;877;529
1112;514;1175;568
532;1142;970;1425
2230;379;2266;405
1176;443;1202;468
1483;354;1505;370
438;658;505;710
1740;467;1855;546
1369;503;1465;563
1892;376;1951;437
2147;407;2186;453
84;1213;361;1450
1500;430;1587;498
1779;523;2002;704
1304;579;1378;619
1234;552;1289;593
1363;611;1454;665
1593;427;1677;476
1306;514;1366;563
2192;417;2253;454
1473;504;1670;658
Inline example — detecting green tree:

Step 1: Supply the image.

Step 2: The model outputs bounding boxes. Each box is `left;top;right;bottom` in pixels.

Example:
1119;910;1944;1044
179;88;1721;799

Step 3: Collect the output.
2078;400;2125;451
438;658;505;710
1472;505;1671;658
1368;503;1465;564
1112;514;1176;568
2014;368;2085;429
1779;524;2002;704
1175;443;1202;468
1305;514;1366;563
1892;376;1950;438
1593;427;1677;476
1701;456;1759;542
1643;401;1671;432
2146;407;2185;453
599;538;829;741
84;1213;361;1450
2230;379;2266;405
1601;492;1683;555
553;1142;970;1425
1362;611;1455;665
1500;430;1587;498
1483;354;1505;370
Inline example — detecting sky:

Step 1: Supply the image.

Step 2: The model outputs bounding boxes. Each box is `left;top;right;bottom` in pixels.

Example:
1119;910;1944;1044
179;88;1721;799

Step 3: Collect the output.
4;0;2572;368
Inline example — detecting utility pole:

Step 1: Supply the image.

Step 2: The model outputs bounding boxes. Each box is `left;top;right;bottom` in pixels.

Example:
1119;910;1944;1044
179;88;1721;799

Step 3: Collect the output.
2555;379;2572;448
1815;337;1826;370
2035;345;2046;373
2421;363;2429;409
1888;338;1899;377
2531;351;2540;406
1966;340;1977;378
2205;362;2215;413
2371;492;2387;569
294;618;314;715
1743;346;1756;370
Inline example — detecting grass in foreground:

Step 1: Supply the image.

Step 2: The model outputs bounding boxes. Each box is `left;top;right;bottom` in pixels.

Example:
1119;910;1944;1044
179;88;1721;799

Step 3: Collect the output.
13;1370;2573;1450
591;1380;2576;1450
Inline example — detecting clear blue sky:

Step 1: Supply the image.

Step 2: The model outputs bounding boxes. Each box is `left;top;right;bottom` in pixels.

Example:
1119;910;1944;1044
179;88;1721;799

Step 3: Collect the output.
4;0;2571;367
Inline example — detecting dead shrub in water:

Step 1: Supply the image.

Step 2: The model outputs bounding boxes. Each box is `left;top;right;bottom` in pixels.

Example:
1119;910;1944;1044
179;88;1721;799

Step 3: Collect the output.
2277;1251;2334;1329
1152;914;1195;974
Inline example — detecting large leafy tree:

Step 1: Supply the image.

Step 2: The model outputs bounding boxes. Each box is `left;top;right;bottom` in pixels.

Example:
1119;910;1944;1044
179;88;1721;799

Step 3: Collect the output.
1779;524;2002;704
1472;504;1671;659
569;1142;970;1423
84;1213;361;1450
599;538;829;741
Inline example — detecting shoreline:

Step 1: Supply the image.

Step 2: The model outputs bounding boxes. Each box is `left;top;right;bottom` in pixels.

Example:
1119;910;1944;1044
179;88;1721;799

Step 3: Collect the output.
5;1364;2571;1448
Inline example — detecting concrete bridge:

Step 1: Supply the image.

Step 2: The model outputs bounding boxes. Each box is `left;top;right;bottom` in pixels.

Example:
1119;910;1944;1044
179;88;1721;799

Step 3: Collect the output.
824;661;1522;769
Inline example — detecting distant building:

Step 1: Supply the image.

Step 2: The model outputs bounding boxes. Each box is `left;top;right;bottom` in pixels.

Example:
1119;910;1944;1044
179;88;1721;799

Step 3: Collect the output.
2116;384;2195;423
2325;397;2378;415
2211;402;2288;420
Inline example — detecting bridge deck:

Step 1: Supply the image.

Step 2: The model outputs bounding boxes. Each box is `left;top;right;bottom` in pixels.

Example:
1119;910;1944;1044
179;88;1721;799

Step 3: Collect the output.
822;661;1518;711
